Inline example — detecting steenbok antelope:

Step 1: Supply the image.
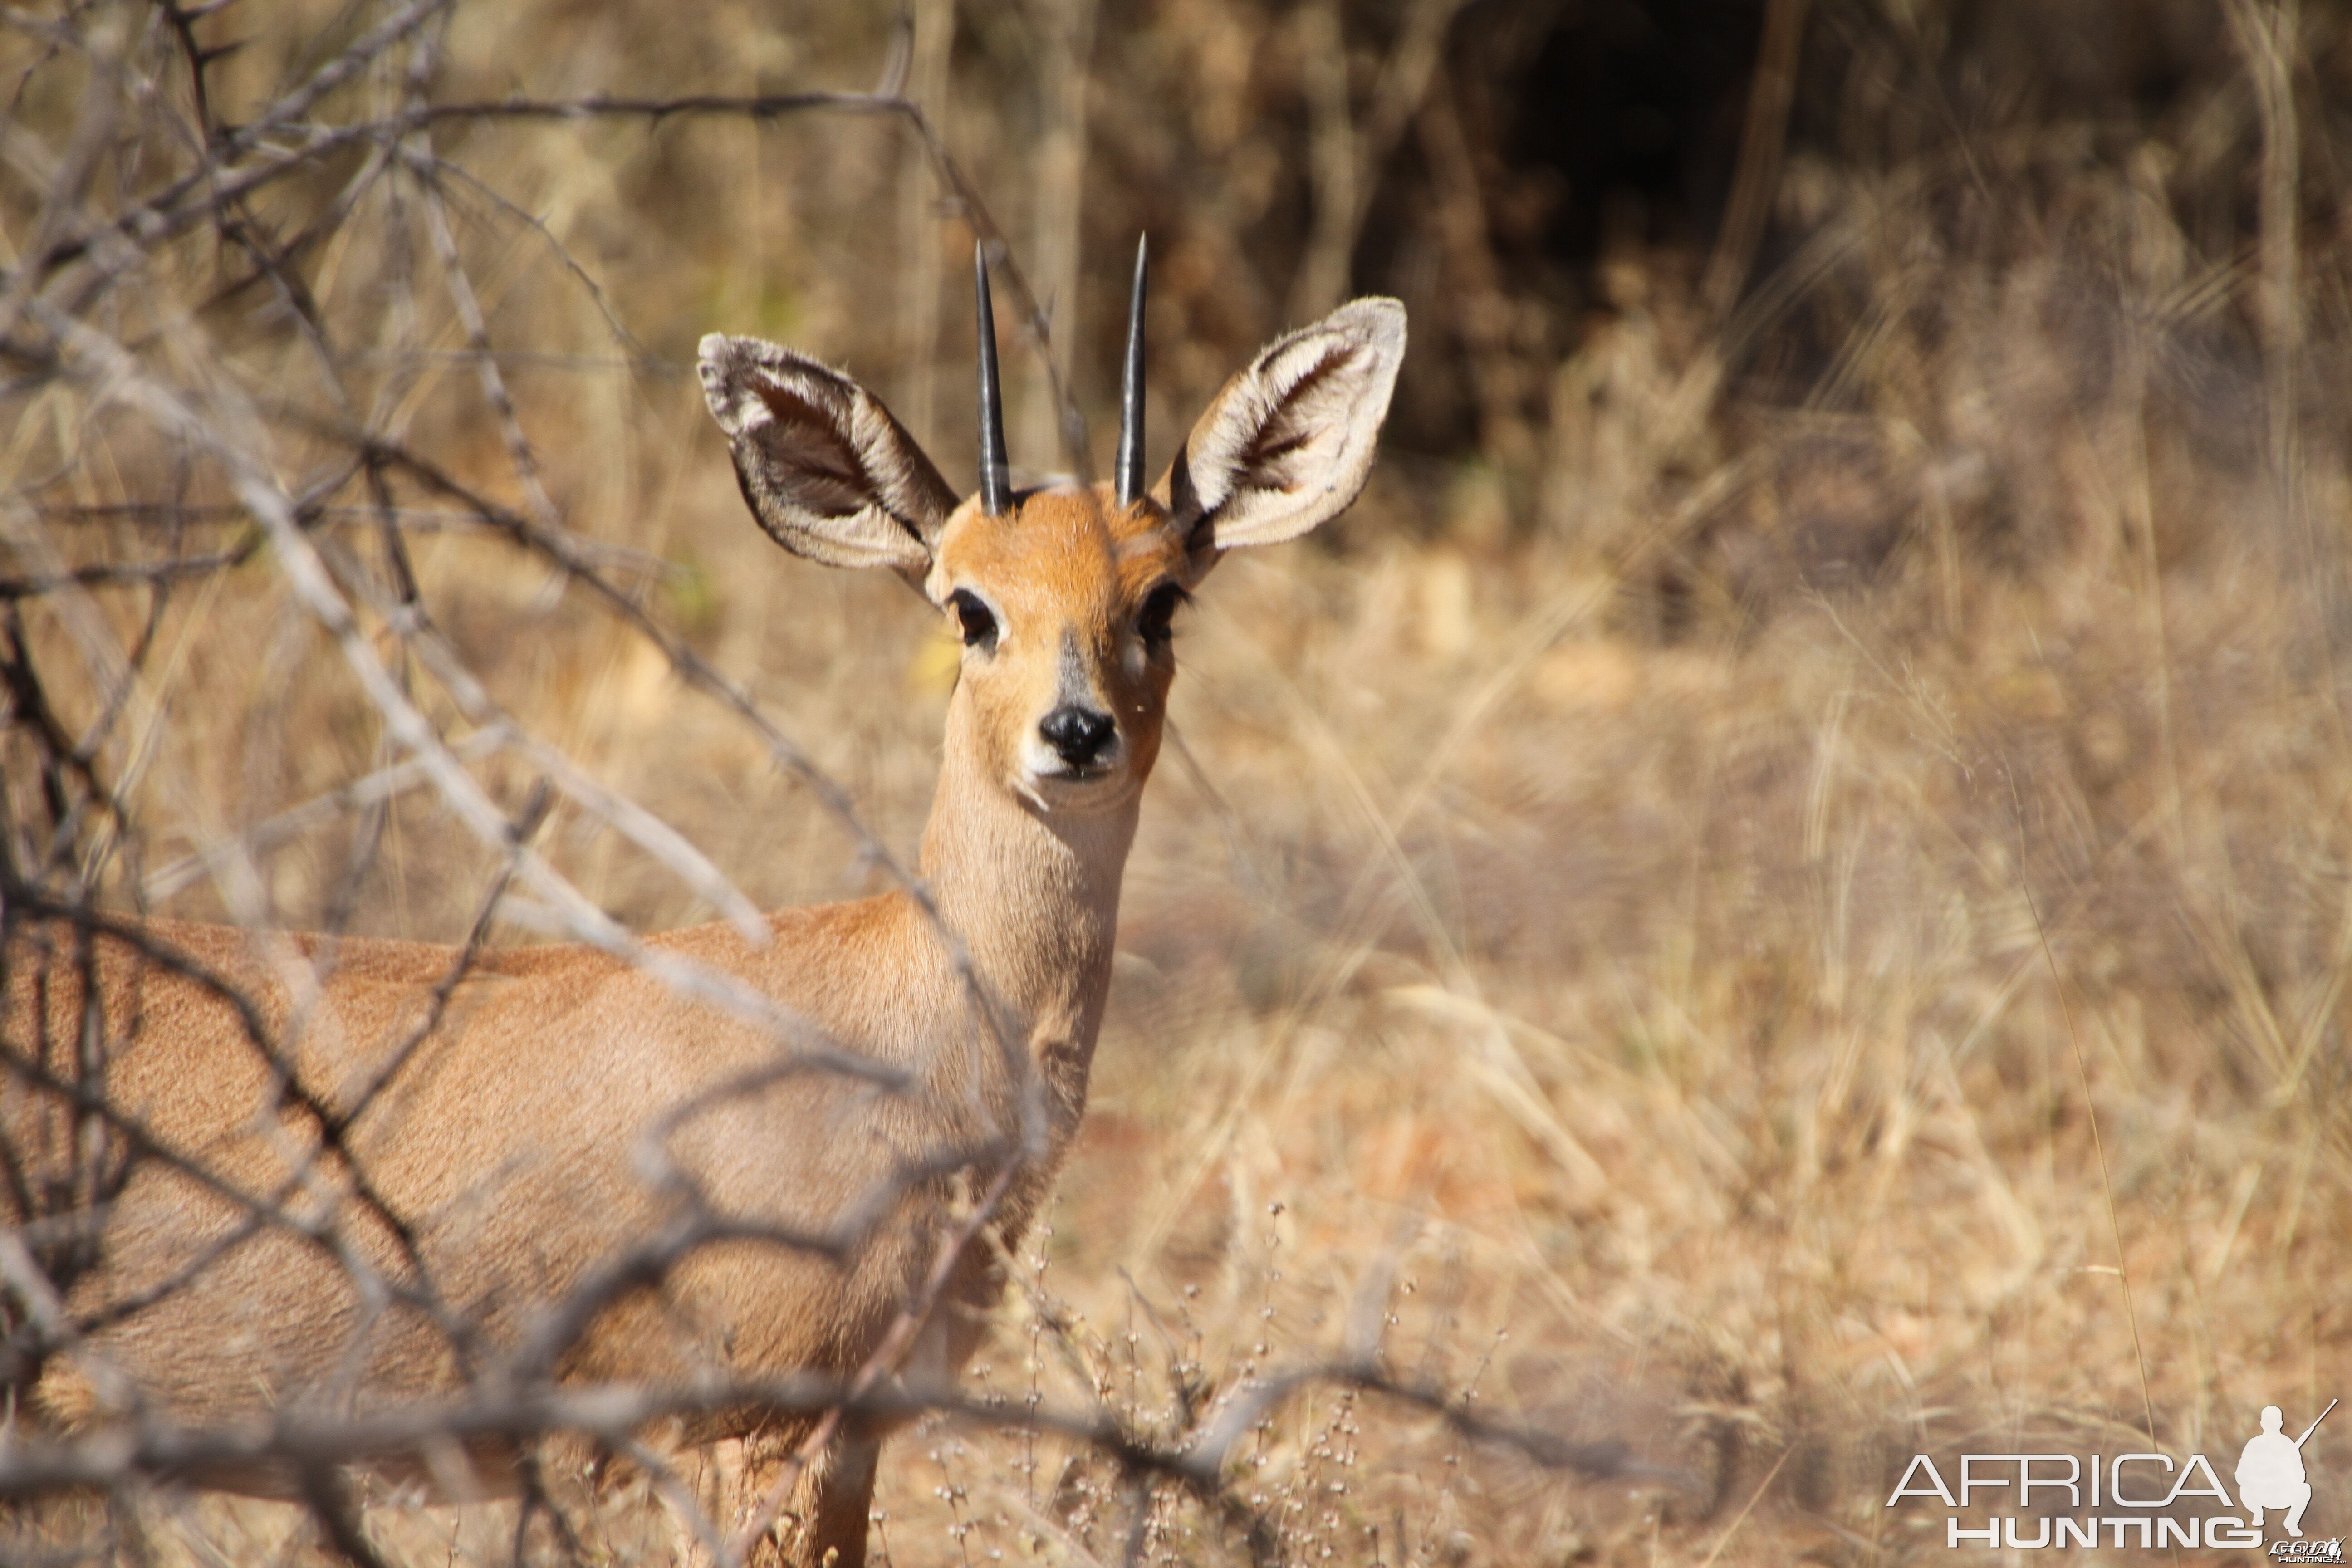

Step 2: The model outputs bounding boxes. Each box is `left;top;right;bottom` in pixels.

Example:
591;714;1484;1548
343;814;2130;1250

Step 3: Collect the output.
0;241;1405;1565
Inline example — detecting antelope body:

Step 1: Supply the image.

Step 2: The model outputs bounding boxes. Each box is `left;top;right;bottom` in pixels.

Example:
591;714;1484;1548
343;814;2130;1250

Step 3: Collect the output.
0;247;1404;1565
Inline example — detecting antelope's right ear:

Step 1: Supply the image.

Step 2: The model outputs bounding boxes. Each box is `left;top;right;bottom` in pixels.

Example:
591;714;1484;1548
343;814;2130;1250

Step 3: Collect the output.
699;334;959;575
1161;298;1406;572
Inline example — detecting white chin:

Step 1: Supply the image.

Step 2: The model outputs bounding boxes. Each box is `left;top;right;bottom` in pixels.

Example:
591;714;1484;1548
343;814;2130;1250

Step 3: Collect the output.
1019;767;1132;811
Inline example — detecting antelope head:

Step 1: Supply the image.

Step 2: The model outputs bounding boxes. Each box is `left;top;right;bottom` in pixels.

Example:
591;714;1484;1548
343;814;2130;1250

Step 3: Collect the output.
697;240;1406;821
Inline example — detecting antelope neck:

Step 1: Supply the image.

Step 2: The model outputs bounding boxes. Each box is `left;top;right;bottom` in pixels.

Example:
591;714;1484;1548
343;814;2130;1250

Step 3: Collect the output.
915;728;1138;1032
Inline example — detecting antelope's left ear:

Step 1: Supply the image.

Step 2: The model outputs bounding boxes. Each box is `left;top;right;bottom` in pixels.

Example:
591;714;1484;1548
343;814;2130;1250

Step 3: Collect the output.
1160;298;1406;571
699;333;958;577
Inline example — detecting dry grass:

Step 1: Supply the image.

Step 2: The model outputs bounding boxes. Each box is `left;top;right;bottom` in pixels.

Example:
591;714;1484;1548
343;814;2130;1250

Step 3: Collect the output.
4;0;2349;1563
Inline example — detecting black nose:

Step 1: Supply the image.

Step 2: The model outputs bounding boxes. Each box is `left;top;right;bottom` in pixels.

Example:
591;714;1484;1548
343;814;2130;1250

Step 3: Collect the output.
1040;705;1117;768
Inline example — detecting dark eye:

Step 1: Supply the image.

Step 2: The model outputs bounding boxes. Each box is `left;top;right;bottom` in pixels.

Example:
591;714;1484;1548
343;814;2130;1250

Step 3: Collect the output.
950;590;998;652
1138;583;1187;645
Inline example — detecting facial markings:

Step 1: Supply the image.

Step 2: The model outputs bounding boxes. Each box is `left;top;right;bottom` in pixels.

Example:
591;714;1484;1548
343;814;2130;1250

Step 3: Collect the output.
1055;628;1095;712
932;486;1188;793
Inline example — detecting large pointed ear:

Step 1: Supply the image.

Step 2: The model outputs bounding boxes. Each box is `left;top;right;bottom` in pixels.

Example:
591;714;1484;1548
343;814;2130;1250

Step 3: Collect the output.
699;334;960;575
1161;298;1405;566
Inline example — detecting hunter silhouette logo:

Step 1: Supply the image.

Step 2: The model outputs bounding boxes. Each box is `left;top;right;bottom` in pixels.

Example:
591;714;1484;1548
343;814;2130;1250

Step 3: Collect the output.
1884;1396;2337;1551
2239;1400;2333;1542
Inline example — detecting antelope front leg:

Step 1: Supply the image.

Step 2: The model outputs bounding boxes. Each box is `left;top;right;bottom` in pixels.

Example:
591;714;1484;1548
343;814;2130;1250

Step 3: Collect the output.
797;1433;879;1568
698;1428;877;1568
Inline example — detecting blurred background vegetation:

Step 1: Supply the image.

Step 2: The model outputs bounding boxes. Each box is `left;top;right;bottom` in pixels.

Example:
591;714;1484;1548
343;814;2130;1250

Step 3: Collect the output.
4;0;2350;1561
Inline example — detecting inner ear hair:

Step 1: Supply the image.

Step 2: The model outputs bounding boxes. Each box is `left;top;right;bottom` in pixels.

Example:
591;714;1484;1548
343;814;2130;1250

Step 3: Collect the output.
1164;297;1406;559
699;333;958;574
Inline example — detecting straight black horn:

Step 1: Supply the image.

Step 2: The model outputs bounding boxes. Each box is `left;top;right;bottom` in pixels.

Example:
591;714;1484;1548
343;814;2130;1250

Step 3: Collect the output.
1115;235;1148;509
975;241;1011;516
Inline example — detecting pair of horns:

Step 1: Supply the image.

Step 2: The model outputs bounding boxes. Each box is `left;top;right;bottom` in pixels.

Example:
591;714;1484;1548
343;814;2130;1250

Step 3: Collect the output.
975;235;1148;515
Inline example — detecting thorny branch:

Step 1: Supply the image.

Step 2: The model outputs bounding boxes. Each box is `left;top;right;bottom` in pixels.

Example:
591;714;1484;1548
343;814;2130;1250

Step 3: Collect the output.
0;1361;1676;1515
